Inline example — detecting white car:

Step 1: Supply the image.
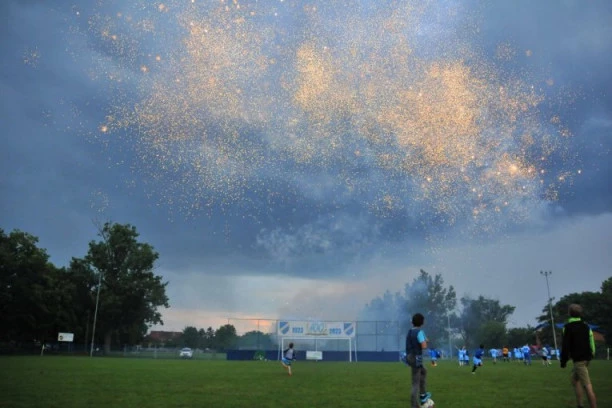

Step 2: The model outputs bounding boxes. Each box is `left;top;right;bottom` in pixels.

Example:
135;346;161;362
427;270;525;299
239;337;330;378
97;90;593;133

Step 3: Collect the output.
179;347;193;359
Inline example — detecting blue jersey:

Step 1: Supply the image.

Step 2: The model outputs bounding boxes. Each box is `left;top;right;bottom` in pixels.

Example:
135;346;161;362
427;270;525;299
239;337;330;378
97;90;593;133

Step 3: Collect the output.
475;348;484;359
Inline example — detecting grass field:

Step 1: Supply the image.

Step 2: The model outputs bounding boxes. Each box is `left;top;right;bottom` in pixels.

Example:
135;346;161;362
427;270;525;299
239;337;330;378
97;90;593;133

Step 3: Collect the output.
0;356;610;407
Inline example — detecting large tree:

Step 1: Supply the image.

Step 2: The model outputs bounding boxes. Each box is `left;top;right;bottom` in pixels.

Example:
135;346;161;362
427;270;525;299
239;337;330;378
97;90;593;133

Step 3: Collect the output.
236;330;275;350
65;257;99;349
75;222;169;352
600;277;612;346
0;229;61;344
360;290;401;322
537;279;612;346
214;324;237;351
200;326;216;349
507;326;536;347
459;295;515;349
361;270;457;346
477;321;507;348
40;266;84;345
182;326;200;349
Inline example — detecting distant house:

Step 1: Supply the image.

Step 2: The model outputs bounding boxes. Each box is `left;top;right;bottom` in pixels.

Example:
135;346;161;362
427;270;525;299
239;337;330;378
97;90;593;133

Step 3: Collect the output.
145;331;182;347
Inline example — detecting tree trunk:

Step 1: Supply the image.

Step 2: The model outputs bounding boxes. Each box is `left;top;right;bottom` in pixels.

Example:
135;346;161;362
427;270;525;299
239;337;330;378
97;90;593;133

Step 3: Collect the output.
104;330;112;354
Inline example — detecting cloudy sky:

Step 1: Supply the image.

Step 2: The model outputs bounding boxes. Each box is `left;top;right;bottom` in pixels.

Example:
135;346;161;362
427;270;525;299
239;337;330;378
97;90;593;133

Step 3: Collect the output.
1;0;611;334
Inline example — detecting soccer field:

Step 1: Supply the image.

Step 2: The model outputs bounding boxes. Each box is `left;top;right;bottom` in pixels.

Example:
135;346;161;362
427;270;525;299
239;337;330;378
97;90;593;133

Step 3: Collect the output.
1;357;610;407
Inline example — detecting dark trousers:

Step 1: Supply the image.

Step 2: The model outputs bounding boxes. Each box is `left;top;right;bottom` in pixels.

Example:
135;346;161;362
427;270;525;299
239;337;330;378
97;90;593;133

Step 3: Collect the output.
411;365;427;408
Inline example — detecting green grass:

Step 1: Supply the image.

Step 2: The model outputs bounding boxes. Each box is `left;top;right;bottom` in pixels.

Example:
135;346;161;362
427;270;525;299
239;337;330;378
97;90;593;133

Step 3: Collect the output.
106;350;227;360
0;356;610;407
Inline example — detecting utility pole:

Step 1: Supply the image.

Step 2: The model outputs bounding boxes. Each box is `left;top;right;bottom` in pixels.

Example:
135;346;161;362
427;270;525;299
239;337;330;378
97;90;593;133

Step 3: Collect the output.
90;221;112;357
540;271;559;357
90;268;102;357
447;314;452;360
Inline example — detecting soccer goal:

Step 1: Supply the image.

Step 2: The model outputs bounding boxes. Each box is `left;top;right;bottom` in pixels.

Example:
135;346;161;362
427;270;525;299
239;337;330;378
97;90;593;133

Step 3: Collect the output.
277;321;357;362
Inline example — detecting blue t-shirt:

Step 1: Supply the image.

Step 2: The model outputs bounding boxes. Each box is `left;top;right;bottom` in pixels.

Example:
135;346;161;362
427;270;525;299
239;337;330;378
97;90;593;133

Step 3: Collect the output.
475;348;484;359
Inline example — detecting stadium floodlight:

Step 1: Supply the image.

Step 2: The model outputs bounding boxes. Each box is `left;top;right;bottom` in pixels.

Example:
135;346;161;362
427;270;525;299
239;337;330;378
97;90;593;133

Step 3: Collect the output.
540;270;559;357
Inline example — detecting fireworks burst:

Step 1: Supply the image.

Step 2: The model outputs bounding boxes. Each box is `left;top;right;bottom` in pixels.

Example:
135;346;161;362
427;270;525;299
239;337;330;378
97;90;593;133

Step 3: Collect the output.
70;0;576;236
23;47;40;67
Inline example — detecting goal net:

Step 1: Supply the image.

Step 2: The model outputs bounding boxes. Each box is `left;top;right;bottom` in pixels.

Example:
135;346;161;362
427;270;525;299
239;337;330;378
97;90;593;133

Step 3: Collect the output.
277;321;356;362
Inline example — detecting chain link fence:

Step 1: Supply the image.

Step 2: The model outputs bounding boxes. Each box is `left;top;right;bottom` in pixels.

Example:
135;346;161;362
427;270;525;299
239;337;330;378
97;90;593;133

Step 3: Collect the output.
228;318;403;352
2;319;406;359
0;342;226;359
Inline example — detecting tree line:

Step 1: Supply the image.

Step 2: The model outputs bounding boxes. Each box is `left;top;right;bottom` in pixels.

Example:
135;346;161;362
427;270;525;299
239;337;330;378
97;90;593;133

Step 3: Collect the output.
0;224;169;353
168;270;610;353
359;269;611;350
2;224;609;353
159;325;275;351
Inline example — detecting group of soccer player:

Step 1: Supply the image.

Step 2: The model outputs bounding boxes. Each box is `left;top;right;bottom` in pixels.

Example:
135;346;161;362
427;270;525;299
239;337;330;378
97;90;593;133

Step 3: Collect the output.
455;345;486;371
456;344;559;368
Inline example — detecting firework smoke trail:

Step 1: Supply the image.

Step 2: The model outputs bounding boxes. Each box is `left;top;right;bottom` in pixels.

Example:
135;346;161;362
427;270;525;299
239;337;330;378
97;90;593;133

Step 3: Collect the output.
71;0;577;237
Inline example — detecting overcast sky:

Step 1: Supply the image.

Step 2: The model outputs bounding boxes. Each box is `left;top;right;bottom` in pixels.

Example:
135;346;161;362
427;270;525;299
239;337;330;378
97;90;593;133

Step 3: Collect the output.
1;0;610;334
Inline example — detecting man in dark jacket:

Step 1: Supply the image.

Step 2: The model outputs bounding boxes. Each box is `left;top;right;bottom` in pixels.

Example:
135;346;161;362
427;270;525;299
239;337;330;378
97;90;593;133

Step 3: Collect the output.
560;304;597;408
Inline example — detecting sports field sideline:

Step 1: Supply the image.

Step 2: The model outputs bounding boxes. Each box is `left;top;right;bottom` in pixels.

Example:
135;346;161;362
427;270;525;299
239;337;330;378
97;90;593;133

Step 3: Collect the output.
0;356;610;407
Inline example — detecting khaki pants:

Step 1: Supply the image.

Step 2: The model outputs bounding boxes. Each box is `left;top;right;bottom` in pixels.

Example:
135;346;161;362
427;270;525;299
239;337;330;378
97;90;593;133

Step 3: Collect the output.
571;360;592;386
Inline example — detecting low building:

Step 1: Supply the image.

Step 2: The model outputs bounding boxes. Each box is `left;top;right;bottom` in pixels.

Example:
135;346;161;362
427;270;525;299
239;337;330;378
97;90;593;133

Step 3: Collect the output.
145;331;182;347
